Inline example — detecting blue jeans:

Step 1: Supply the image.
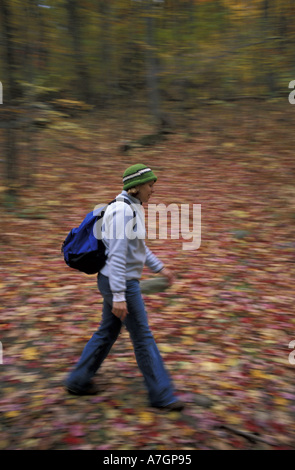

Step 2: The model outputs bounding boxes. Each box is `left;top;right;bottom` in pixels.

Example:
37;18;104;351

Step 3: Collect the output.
65;273;176;407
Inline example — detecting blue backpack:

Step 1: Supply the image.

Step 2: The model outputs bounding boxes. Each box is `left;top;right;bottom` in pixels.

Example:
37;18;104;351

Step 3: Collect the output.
61;198;132;275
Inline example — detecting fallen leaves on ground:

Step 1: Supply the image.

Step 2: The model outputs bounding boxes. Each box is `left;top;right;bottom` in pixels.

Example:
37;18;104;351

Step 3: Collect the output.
1;103;295;450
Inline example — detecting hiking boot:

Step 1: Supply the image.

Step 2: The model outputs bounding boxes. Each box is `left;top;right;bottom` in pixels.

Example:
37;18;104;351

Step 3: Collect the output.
156;400;185;412
65;382;100;396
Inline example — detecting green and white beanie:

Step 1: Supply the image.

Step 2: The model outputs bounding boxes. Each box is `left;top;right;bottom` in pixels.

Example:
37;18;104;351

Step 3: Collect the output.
123;163;157;191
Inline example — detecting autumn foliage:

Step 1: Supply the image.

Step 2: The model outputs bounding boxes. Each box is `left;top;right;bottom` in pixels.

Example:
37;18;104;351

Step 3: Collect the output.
1;0;295;453
1;100;295;450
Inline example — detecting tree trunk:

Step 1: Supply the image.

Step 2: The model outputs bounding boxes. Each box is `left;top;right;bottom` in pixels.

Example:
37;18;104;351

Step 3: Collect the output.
0;0;19;101
65;0;93;104
144;0;161;125
262;0;277;95
0;0;19;200
98;0;113;106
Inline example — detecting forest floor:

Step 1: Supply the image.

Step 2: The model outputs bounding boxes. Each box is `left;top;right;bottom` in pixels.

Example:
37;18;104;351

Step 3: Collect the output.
1;101;295;450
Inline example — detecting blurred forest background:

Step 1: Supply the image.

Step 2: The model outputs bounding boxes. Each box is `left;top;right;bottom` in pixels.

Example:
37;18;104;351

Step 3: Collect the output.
0;0;294;198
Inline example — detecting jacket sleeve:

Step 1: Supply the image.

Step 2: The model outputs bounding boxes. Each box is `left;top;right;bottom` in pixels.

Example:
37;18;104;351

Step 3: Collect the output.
145;244;164;273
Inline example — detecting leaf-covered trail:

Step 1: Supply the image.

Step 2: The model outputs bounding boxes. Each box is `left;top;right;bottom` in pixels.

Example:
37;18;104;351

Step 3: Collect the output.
1;103;295;450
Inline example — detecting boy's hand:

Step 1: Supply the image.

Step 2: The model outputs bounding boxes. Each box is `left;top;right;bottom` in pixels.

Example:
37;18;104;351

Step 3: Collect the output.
161;267;175;286
112;301;128;321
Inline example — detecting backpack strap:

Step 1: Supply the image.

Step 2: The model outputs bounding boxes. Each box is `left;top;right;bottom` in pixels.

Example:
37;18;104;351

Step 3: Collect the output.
105;197;136;231
109;196;136;218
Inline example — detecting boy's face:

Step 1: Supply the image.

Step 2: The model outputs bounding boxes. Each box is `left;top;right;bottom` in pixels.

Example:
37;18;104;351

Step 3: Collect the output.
136;181;155;203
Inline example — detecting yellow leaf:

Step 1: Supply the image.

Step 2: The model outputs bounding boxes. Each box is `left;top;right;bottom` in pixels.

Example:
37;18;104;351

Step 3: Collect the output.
274;397;288;406
250;369;272;380
222;142;235;148
159;344;174;353
201;361;225;372
227;414;243;425
45;200;60;206
23;374;39;383
219;381;231;389
230;210;249;218
22;347;39;361
224;357;240;368
105;409;119;419
182;337;195;346
138;411;154;424
5;411;20;418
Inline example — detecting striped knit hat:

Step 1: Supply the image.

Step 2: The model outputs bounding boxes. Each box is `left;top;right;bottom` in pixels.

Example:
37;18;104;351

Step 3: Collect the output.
123;164;157;191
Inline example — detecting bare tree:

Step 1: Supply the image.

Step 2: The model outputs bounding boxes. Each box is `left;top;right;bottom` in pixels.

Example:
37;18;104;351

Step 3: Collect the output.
143;0;161;124
0;0;19;199
65;0;93;103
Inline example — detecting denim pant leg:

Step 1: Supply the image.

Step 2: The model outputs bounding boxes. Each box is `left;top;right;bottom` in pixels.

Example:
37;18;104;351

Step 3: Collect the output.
65;274;121;393
124;279;176;407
